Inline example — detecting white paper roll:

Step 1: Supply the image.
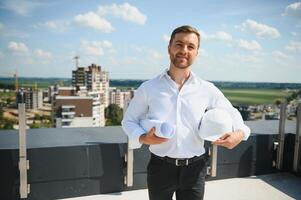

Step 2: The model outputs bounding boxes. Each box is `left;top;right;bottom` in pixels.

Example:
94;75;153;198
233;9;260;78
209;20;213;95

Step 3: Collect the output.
140;119;175;139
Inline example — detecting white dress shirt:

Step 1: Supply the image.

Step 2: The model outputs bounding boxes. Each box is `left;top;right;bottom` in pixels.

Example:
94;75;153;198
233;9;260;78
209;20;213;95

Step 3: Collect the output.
122;69;251;158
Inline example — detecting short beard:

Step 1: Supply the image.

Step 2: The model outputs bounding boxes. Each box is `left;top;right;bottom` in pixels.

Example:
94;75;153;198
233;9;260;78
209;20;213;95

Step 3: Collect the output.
170;57;192;69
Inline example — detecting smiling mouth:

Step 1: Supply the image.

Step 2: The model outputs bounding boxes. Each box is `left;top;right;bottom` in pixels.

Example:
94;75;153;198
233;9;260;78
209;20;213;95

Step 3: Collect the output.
176;54;187;58
176;56;188;61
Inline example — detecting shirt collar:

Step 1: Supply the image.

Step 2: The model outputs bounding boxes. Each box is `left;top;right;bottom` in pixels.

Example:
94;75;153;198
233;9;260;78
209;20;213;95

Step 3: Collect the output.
159;68;169;80
159;68;198;84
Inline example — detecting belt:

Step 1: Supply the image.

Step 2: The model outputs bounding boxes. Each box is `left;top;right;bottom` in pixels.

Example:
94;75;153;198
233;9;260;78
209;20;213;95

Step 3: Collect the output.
151;153;207;167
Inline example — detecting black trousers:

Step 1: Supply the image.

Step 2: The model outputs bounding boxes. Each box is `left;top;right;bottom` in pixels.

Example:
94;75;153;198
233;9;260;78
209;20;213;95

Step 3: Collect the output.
147;153;208;200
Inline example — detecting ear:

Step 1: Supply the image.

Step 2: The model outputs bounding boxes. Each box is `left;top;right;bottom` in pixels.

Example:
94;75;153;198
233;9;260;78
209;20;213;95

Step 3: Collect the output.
168;45;171;54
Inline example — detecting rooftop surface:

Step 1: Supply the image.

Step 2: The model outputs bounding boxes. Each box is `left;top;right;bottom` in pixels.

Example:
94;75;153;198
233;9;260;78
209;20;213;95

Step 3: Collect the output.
61;173;301;200
0;120;297;149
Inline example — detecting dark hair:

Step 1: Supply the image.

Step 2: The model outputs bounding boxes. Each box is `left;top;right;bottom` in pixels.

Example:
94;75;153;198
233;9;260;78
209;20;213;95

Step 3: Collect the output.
169;25;200;49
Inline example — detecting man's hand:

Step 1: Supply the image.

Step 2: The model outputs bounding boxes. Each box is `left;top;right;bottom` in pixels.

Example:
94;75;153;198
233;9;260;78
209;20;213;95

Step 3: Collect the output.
212;130;244;149
139;127;169;145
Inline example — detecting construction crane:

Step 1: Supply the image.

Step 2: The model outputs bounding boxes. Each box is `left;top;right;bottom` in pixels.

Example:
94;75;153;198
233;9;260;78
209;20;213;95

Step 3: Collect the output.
14;71;18;92
74;56;79;68
0;70;18;92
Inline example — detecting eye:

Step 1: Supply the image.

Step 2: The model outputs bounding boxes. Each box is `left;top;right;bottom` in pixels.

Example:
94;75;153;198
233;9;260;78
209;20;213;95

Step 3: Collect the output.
188;46;195;50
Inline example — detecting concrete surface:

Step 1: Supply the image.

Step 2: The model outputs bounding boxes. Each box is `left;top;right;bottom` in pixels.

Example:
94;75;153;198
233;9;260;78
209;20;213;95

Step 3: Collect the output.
61;173;301;200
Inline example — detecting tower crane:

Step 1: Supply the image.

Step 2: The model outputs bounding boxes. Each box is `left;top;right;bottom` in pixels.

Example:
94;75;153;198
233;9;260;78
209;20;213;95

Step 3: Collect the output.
0;70;18;92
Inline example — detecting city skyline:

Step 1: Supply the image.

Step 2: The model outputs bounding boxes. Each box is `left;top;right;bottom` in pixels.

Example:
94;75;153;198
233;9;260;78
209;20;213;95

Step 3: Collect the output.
0;0;300;83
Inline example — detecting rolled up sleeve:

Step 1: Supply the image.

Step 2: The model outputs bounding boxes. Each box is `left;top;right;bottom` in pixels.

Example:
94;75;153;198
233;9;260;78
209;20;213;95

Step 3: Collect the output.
121;84;148;149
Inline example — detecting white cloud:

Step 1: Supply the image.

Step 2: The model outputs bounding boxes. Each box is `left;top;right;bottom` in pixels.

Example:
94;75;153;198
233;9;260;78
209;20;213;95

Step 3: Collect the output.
81;40;114;56
149;50;162;60
129;45;163;61
272;51;289;59
199;48;208;57
285;41;301;52
0;22;3;30
291;32;299;36
98;3;147;25
44;20;69;32
163;34;170;42
8;41;29;53
215;31;233;41
131;45;144;52
271;51;292;66
237;39;262;51
0;0;42;16
74;12;114;33
241;19;280;39
45;21;58;29
123;57;139;65
231;54;261;63
200;30;232;42
283;2;301;19
35;49;52;58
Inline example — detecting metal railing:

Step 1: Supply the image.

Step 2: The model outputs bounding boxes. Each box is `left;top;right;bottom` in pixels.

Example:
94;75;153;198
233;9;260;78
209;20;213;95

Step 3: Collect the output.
18;103;30;198
276;103;286;170
125;145;134;187
293;104;301;172
209;144;218;177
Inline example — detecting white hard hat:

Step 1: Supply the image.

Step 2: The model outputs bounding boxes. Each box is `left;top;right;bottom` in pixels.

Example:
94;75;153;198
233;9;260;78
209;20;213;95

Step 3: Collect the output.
140;119;175;139
198;108;233;141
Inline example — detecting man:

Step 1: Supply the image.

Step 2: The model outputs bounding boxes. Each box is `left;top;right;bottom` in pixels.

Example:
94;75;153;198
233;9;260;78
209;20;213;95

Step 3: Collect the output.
122;25;250;200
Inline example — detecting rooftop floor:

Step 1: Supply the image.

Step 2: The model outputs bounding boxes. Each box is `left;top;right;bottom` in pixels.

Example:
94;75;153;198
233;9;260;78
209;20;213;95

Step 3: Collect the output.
61;173;301;200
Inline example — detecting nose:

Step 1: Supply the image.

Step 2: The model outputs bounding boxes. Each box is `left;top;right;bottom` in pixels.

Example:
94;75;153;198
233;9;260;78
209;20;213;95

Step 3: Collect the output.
179;45;188;54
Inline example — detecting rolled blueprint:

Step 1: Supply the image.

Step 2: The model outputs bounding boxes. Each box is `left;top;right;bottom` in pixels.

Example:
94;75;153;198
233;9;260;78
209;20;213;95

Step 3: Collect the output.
140;119;175;139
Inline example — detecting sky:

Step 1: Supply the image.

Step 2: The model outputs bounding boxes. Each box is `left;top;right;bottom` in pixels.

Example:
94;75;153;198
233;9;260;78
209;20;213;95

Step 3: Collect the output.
0;0;300;83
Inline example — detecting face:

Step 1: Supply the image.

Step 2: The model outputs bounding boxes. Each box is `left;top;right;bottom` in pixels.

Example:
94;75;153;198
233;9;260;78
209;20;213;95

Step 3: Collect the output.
168;32;199;69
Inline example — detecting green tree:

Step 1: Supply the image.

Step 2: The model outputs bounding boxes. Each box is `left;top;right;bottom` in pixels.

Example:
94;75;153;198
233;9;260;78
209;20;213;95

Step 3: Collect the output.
34;113;42;120
275;99;282;106
6;98;12;105
286;90;300;103
105;104;123;126
30;122;41;129
3;121;14;129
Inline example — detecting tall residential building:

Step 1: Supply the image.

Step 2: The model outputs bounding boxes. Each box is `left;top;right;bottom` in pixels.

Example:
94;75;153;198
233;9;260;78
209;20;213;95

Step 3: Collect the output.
72;64;109;107
48;85;59;103
109;88;135;109
100;71;110;107
16;89;43;110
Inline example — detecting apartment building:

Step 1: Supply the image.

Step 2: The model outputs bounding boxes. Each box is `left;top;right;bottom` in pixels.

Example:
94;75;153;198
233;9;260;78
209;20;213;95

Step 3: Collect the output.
72;64;109;107
109;88;134;109
53;87;105;128
16;88;43;110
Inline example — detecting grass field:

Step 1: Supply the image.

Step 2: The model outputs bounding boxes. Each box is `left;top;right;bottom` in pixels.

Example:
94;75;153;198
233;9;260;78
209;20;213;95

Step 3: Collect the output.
0;92;16;100
221;89;291;105
0;89;293;106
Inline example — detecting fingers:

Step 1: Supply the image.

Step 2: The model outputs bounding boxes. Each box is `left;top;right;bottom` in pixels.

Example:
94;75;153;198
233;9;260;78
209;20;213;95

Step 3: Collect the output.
212;140;226;145
212;132;242;149
146;127;168;144
219;133;230;140
212;133;230;145
148;127;156;136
